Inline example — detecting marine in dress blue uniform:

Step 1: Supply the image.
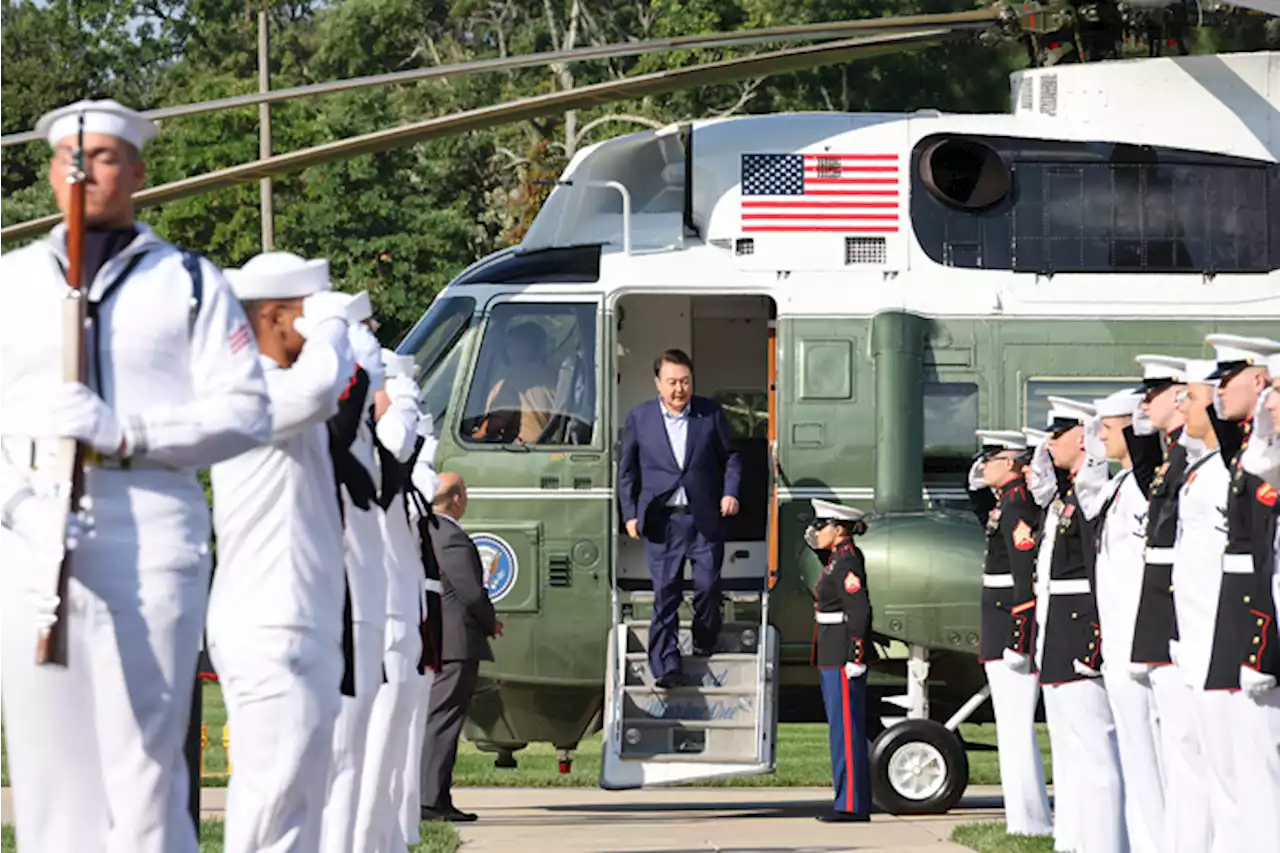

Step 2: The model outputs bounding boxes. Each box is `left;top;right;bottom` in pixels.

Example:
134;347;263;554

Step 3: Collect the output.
806;498;876;823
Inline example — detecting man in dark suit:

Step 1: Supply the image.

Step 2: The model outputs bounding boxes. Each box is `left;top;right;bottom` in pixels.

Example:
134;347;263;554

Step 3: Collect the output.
419;472;499;823
619;349;742;689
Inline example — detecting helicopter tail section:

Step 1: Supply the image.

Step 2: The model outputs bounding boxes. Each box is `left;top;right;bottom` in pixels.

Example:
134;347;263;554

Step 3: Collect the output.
600;588;780;789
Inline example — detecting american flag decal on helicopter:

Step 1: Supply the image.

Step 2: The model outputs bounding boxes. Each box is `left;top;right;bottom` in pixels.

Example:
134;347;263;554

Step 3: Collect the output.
739;152;900;233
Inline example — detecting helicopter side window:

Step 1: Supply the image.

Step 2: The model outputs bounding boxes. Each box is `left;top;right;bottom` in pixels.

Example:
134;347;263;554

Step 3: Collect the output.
459;302;598;447
399;295;476;431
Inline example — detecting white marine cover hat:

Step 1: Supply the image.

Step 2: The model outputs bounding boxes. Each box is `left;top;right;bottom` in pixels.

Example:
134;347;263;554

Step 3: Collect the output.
1045;396;1095;431
810;499;866;523
225;252;331;301
1094;388;1143;419
36;99;158;150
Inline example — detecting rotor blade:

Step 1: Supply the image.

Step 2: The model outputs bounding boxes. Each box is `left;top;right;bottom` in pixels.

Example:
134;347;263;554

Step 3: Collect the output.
1;27;963;245
0;10;999;148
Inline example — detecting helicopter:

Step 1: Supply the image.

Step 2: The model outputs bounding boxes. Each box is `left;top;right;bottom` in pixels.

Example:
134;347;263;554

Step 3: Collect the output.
4;0;1280;816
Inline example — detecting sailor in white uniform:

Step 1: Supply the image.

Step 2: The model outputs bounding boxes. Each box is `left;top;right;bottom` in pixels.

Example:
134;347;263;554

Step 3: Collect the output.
1084;388;1165;853
1170;359;1237;853
353;350;428;853
208;252;356;853
1025;397;1124;853
400;414;444;846
319;292;390;853
0;99;271;853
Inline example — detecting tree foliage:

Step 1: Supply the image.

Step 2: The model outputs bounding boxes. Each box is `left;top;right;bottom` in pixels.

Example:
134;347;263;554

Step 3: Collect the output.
3;0;1274;344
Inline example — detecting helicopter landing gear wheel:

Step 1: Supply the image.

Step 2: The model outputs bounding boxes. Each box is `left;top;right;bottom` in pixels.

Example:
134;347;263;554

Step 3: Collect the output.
869;719;968;815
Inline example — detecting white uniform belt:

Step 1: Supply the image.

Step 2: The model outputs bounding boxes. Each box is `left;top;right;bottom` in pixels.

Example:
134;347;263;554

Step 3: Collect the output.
1145;547;1174;565
1223;554;1253;575
423;579;443;594
983;573;1015;589
1049;578;1091;595
815;611;847;624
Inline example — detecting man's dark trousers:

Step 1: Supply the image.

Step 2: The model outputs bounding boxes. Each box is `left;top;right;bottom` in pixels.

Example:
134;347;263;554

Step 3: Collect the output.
420;659;480;812
646;506;724;679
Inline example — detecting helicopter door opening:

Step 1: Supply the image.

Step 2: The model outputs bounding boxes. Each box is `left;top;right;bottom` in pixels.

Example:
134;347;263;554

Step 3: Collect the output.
613;294;776;590
601;292;780;790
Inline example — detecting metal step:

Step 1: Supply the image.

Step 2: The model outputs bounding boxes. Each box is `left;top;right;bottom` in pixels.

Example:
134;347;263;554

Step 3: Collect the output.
619;589;764;605
622;652;757;688
617;716;762;762
624;620;761;656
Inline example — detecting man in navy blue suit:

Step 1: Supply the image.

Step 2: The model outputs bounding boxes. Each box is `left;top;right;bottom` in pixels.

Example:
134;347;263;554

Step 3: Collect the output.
619;349;742;689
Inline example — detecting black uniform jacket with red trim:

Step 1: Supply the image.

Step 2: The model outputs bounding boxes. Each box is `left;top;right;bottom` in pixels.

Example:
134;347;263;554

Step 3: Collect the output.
1206;416;1280;687
1131;428;1189;665
977;478;1042;664
812;541;877;669
1039;480;1104;686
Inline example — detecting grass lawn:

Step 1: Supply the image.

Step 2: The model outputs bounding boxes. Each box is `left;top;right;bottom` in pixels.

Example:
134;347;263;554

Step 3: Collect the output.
951;822;1056;852
0;822;458;853
2;682;1054;789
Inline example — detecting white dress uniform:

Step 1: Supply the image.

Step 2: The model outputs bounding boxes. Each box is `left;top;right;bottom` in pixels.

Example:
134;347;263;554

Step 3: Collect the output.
353;351;428;853
1167;370;1237;853
400;425;443;845
320;295;390;853
207;254;357;853
1085;389;1165;853
1027;397;1125;853
0;101;271;853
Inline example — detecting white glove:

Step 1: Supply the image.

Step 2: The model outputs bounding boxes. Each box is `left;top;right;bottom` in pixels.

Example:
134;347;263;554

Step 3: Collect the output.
385;374;419;407
7;491;95;554
1128;662;1154;684
1255;388;1277;440
295;292;352;348
1240;666;1277;700
1002;648;1031;674
1026;442;1057;508
1072;659;1101;678
348;323;385;392
1132;404;1156;437
47;382;126;456
1084;414;1106;463
844;662;867;679
967;458;987;491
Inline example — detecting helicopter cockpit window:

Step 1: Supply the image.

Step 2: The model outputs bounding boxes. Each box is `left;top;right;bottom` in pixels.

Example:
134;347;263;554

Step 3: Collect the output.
399;295;476;430
460;302;598;447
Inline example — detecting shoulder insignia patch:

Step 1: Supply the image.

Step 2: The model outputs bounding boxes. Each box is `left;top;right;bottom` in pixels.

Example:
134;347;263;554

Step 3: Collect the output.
1258;483;1278;508
1012;519;1037;551
844;571;862;594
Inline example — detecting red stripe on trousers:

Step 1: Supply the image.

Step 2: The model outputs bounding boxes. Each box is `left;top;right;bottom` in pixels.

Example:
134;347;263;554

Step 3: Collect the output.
840;668;855;812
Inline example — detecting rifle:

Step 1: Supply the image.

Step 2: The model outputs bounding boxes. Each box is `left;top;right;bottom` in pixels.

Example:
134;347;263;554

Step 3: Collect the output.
36;110;89;666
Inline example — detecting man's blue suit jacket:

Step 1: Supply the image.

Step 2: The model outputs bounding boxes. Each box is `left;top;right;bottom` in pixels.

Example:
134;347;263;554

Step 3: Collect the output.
618;395;742;542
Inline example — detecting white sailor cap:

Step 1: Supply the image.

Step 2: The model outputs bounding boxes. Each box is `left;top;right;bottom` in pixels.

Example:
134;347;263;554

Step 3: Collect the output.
975;429;1028;453
1183;358;1220;385
1269;354;1280;376
1022;427;1048;448
35;99;158;151
225;252;330;301
1094;388;1143;419
1134;354;1186;391
382;349;417;379
1205;334;1280;381
1045;396;1095;431
810;499;866;523
346;291;373;323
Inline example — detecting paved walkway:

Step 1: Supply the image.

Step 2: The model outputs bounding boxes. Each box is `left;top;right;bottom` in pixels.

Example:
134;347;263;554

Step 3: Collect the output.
4;785;1014;852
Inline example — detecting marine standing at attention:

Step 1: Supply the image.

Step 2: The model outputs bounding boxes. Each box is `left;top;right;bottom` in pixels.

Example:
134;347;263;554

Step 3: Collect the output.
208;252;356;853
805;498;876;824
966;430;1052;839
0;99;271;853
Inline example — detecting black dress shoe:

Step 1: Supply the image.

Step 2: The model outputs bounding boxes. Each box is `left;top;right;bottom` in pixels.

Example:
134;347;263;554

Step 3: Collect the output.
816;810;870;823
692;644;716;658
422;805;478;822
653;673;683;689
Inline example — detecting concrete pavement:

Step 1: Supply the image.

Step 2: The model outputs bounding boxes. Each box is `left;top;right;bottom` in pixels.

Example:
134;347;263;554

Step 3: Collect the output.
3;784;1015;852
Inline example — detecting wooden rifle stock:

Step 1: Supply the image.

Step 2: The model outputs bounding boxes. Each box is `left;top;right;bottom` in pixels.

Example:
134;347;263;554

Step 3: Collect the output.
36;117;88;666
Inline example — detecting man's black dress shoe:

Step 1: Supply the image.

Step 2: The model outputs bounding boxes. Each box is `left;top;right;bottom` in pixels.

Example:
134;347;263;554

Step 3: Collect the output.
421;805;478;822
653;673;683;689
816;810;870;823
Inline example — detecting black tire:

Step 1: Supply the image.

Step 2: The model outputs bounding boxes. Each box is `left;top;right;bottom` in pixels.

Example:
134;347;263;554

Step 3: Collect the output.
869;719;969;815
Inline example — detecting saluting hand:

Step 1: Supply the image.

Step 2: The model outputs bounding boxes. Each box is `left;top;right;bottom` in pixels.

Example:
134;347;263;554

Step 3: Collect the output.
720;496;739;517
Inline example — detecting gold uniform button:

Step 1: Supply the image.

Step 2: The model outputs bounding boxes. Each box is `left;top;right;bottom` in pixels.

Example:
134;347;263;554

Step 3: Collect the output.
1072;612;1079;619
1094;629;1101;637
1089;642;1096;649
1254;637;1261;645
1168;585;1175;593
1250;654;1258;664
1244;596;1253;604
1258;619;1266;627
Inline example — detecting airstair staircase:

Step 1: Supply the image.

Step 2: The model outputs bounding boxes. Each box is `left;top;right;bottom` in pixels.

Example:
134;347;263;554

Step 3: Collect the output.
600;579;780;789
